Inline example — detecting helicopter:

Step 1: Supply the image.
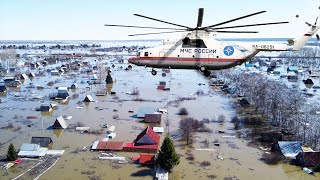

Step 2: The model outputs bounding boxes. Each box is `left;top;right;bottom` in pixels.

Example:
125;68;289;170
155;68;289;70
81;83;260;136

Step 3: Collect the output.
105;8;320;77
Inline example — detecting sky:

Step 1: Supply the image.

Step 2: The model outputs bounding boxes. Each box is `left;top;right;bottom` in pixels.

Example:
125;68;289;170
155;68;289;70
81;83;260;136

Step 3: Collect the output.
0;0;319;40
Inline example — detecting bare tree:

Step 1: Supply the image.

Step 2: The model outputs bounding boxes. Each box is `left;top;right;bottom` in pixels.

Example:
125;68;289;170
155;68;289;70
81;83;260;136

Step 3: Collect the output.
0;49;18;69
179;118;195;146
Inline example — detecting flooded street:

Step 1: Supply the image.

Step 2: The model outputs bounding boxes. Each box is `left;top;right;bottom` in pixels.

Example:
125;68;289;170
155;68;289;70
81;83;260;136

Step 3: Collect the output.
0;41;319;180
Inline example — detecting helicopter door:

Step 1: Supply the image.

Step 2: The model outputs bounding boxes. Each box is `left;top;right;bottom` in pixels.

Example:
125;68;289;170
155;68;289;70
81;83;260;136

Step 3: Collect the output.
159;51;165;57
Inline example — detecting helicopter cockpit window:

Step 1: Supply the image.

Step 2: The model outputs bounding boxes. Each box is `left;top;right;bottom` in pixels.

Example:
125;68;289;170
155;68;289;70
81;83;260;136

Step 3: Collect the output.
182;38;207;48
144;52;149;57
137;52;140;57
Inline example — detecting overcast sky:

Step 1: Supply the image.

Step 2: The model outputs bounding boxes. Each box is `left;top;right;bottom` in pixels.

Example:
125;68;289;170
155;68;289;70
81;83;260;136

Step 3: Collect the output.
0;0;319;40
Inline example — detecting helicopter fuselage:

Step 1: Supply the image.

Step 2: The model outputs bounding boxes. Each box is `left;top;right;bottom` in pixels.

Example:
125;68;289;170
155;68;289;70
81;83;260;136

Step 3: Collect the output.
128;32;248;71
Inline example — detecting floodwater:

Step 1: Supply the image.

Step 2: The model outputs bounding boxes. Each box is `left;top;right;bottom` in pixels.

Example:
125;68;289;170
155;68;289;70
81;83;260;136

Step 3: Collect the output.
0;41;319;180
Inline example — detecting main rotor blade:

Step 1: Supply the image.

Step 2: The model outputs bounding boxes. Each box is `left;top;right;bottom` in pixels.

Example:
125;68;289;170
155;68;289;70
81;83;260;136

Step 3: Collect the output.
209;22;289;30
197;8;204;27
104;24;187;30
205;11;266;28
128;30;188;36
213;30;259;33
134;13;191;29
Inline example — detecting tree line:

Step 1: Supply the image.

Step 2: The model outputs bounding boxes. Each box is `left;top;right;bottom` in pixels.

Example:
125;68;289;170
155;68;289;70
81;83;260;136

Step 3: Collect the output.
214;69;320;150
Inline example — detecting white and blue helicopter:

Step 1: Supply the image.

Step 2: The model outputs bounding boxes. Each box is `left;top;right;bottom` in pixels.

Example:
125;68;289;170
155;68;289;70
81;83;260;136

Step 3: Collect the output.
105;8;320;77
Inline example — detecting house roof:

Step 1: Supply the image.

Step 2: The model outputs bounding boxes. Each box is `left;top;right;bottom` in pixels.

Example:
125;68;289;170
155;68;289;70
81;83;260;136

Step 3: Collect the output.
84;95;94;102
31;137;53;147
144;113;161;123
135;127;160;145
277;141;302;158
96;141;124;150
20;74;28;79
20;143;41;151
137;107;156;118
0;86;6;92
300;152;320;167
18;147;47;157
139;154;155;164
52;116;68;129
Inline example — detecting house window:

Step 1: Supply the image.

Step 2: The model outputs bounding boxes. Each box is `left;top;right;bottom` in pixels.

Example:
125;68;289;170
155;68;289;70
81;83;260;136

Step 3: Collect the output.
144;52;149;57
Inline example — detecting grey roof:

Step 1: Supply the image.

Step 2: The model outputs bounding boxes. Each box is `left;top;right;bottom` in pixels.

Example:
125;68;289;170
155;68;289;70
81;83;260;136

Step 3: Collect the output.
31;137;53;147
20;143;41;151
277;141;302;158
137;107;156;118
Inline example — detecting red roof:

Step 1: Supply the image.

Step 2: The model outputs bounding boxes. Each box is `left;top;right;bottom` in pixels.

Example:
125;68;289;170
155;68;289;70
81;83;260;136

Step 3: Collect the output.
139;154;155;164
135;127;160;145
96;141;124;151
124;142;135;148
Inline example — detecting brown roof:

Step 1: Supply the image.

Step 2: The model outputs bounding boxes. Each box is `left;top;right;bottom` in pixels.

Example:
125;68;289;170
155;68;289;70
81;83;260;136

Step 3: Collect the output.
96;141;124;151
144;114;161;123
301;152;320;167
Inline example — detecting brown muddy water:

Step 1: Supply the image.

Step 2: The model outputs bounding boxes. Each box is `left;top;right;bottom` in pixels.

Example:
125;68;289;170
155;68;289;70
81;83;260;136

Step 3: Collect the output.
0;58;319;180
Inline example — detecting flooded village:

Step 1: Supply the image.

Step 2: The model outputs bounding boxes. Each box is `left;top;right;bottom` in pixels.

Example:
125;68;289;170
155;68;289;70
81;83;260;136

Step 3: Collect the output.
1;40;320;180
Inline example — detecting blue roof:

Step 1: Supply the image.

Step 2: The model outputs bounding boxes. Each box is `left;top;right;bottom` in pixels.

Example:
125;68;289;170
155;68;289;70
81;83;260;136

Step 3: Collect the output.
287;66;299;71
245;63;254;67
277;141;302;158
137;107;155;118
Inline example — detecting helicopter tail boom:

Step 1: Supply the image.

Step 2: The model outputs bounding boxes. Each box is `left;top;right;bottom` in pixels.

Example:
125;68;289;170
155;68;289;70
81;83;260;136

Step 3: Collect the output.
290;24;320;50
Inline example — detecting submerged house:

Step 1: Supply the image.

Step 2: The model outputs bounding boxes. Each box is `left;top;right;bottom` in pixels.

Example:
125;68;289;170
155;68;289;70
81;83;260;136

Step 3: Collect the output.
39;104;53;112
52;116;68;129
0;85;7;93
31;137;53;147
28;72;36;78
144;113;162;123
271;141;302;158
70;83;78;89
51;70;60;76
137;107;156;118
57;87;69;99
20;73;28;80
296;151;320;167
18;143;48;158
123;127;160;153
287;66;299;73
91;141;124;151
3;77;21;87
83;94;94;102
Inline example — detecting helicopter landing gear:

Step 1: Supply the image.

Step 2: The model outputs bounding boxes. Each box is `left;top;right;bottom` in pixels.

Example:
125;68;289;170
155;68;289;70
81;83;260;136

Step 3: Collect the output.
203;70;211;77
151;69;157;76
200;67;210;77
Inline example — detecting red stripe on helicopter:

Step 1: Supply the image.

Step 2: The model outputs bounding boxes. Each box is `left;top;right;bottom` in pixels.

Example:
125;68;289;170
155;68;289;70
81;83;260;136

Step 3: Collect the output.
129;57;243;62
304;34;312;36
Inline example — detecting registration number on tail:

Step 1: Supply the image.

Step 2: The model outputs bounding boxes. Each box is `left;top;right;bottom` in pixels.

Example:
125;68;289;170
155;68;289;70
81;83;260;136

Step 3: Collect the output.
252;45;275;50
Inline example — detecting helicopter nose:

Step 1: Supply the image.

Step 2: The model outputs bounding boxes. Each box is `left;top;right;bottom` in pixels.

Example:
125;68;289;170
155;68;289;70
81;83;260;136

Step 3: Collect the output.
128;57;135;64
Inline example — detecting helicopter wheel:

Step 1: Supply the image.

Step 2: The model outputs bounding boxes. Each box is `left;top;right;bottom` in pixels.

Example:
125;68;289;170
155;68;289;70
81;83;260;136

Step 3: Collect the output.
151;69;157;76
200;66;206;72
203;69;211;77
